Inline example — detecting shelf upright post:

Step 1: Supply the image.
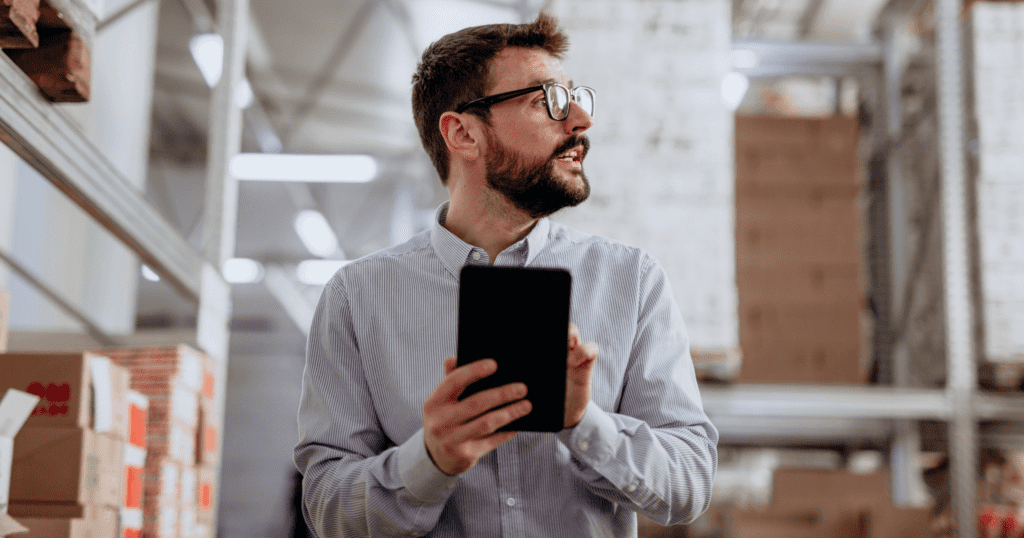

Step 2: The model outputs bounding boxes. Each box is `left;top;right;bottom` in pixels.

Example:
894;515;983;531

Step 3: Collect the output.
196;0;248;530
880;4;930;508
934;0;979;536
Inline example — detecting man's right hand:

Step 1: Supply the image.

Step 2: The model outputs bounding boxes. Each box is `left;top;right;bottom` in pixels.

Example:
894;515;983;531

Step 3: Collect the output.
423;357;532;476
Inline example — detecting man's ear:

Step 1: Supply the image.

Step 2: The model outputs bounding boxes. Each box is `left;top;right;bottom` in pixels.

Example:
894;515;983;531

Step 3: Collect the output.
439;111;484;161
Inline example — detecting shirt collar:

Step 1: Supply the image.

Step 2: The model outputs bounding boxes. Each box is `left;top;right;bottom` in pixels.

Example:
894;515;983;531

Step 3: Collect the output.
430;201;550;278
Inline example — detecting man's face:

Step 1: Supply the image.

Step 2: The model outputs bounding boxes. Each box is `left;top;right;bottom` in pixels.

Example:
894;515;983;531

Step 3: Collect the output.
480;47;594;218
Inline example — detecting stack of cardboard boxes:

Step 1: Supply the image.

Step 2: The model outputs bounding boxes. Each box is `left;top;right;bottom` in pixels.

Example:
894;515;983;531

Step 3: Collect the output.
734;115;866;384
0;345;220;537
1;353;135;537
93;345;219;538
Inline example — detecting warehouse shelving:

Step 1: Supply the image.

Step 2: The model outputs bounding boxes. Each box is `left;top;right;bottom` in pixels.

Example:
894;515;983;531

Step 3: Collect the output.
0;0;248;530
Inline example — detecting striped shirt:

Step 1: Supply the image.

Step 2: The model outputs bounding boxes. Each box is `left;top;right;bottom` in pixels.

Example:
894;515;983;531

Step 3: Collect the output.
295;202;718;537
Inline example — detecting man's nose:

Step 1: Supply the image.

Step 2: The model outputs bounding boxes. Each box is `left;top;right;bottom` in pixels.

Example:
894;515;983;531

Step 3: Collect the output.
565;99;593;134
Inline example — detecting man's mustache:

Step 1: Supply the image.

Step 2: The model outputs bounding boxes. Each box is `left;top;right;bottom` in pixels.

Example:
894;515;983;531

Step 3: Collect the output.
550;135;590;161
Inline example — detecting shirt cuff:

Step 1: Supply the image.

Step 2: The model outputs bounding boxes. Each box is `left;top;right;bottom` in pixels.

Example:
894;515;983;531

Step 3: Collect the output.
397;428;460;504
556;400;617;465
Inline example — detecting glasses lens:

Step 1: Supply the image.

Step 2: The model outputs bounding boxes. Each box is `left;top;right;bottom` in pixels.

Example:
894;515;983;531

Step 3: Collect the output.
574;87;595;118
546;84;571;120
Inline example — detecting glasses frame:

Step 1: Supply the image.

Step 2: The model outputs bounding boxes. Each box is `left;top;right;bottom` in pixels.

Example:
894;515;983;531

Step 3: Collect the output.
454;82;595;121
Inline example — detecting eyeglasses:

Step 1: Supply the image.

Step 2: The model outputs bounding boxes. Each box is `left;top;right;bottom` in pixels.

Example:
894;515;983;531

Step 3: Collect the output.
455;82;595;121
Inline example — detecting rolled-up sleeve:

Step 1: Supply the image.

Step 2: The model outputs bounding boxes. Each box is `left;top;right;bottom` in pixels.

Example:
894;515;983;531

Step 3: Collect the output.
294;275;459;537
556;255;718;525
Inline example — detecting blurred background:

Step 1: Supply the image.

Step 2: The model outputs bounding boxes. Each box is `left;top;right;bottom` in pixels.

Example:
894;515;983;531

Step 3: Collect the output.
1;0;1023;536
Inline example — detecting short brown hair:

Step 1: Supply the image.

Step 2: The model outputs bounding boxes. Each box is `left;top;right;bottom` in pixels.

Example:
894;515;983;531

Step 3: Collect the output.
411;11;569;184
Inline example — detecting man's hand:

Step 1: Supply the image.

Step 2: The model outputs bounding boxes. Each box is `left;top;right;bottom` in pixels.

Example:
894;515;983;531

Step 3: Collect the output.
423;357;532;476
565;323;599;428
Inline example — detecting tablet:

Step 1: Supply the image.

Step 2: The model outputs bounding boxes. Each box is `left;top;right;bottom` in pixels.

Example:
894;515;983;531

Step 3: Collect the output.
456;265;572;432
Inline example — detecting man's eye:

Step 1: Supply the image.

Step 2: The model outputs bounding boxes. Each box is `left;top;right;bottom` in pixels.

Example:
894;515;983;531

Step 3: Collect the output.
533;98;546;107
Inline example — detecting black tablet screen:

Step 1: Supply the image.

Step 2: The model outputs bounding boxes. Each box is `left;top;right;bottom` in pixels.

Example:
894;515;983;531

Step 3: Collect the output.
456;265;572;432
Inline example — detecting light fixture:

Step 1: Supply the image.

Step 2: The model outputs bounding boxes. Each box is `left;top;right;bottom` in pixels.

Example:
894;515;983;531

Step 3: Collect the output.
721;72;750;111
293;210;339;258
222;258;265;284
297;259;350;286
229;154;378;183
189;33;223;87
141;265;160;282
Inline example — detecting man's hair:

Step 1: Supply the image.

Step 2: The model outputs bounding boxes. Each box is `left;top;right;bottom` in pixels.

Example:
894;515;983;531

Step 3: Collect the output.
411;11;569;184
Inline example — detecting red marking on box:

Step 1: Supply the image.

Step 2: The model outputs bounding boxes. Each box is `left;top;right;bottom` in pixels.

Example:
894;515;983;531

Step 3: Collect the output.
125;466;143;508
129;403;147;447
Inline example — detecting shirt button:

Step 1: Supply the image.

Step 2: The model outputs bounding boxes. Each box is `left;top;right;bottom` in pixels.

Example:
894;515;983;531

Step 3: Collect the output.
506;497;516;507
471;252;481;261
578;439;589;451
626;484;638;493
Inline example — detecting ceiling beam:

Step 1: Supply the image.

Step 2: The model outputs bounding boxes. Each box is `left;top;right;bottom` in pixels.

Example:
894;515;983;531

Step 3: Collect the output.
280;0;378;148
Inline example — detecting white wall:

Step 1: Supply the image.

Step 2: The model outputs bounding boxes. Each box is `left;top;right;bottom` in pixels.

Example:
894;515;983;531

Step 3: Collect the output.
972;4;1024;363
550;0;739;353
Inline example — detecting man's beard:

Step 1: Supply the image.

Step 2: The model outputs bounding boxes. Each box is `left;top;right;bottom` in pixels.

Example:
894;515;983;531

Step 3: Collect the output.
485;133;591;219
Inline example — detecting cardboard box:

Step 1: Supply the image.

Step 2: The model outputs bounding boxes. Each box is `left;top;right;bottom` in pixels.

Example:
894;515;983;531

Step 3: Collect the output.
143;459;180;508
120;508;142;538
123;445;145;510
0;354;131;439
142;504;178;538
14;505;118;538
93;346;205;395
0;289;9;353
736;264;861;306
737;300;864;384
196;465;216;514
126;391;148;451
735;469;933;538
10;426;123;508
196;397;218;465
0;389;40;537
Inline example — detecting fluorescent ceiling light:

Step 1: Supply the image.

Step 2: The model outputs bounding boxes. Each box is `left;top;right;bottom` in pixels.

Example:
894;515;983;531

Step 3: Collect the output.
189;33;223;87
230;154;378;183
141;265;160;282
721;72;750;111
294;209;339;258
297;259;350;286
222;258;265;284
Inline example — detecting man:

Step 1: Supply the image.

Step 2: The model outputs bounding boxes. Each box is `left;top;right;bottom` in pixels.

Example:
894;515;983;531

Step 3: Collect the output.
295;12;718;537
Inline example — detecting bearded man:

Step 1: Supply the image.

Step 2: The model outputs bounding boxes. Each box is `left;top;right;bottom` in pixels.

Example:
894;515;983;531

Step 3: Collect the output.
294;12;718;537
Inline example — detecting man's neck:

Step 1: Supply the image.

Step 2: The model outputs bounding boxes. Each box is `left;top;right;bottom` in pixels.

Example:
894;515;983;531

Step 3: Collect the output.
444;186;538;264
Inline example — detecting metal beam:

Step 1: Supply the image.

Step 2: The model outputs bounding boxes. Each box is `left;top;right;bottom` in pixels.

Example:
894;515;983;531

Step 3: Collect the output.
701;385;951;420
97;0;159;31
935;0;977;535
0;53;204;302
732;40;883;77
281;0;378;147
263;265;315;337
0;246;117;346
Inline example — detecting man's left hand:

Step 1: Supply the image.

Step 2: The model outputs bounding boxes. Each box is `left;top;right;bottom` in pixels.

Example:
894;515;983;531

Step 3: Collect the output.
565;323;598;428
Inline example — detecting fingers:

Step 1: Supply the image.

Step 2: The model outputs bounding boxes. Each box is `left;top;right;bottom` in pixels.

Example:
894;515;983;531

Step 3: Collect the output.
568;323;581;350
433;358;498;402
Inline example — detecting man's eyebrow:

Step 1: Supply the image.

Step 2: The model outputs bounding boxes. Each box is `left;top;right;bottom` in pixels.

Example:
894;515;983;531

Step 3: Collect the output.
529;77;574;88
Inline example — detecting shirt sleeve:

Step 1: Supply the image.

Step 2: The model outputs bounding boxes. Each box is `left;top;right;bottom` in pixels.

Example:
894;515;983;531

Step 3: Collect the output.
555;255;719;526
294;275;460;537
